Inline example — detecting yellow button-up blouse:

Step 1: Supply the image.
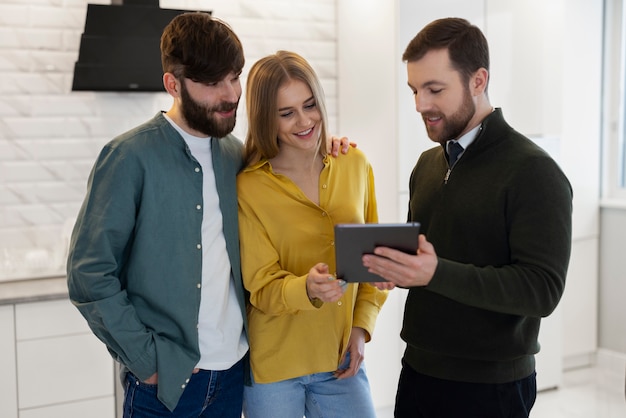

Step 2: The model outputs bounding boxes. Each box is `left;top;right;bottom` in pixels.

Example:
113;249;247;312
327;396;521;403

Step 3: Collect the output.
237;147;388;383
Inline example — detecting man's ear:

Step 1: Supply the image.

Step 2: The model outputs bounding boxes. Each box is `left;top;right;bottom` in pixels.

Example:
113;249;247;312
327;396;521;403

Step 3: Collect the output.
471;68;489;96
163;72;181;97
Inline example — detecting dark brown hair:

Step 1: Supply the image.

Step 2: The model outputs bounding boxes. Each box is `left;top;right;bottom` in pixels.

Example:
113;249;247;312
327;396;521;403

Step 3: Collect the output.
403;17;489;88
160;12;244;83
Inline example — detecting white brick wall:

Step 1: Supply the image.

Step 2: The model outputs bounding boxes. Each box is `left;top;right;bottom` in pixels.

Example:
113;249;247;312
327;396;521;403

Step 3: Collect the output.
0;0;338;279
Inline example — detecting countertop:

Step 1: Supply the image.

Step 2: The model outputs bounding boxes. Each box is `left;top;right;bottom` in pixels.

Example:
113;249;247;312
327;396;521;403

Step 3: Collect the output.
0;276;68;305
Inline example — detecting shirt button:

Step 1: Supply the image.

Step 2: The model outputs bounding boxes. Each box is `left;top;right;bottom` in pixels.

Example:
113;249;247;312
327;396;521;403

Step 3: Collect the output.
197;283;201;289
330;241;334;246
181;384;186;389
322;184;327;189
195;167;200;172
196;204;201;210
322;212;327;217
338;301;343;306
185;378;190;383
197;244;201;249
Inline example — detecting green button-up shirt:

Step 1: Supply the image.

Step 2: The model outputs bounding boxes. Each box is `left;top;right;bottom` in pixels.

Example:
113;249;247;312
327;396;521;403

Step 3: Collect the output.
67;112;247;411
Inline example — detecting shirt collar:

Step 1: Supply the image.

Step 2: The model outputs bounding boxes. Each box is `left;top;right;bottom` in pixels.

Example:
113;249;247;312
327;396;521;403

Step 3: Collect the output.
447;123;482;150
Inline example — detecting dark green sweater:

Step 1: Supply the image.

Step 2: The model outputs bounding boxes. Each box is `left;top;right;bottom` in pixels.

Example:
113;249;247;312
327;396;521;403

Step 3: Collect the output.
403;108;572;383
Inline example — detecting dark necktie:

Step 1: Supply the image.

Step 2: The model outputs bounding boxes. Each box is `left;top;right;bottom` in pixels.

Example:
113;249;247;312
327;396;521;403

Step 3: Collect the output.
447;141;464;167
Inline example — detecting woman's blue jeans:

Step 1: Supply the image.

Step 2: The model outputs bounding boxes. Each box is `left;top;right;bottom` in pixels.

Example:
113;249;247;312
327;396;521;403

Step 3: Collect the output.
243;356;376;418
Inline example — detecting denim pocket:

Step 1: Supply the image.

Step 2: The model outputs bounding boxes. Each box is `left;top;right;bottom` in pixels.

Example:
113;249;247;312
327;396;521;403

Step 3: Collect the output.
124;372;165;417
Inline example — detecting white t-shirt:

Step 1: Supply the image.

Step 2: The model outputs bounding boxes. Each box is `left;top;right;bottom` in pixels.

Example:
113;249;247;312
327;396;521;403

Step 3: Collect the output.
165;115;248;370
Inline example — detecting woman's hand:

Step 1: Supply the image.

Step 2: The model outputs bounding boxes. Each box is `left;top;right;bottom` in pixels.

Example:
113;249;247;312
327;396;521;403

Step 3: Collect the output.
306;263;346;303
334;327;367;379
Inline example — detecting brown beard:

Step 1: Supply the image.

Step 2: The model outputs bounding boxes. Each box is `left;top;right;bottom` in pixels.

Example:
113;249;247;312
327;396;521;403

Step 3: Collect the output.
179;82;238;138
423;86;475;144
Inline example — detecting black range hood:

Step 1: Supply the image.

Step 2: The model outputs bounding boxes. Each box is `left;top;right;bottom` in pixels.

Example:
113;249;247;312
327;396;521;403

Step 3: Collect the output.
72;0;209;92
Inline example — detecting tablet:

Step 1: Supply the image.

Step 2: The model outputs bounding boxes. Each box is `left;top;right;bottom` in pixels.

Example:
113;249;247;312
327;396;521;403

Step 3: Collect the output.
334;222;420;282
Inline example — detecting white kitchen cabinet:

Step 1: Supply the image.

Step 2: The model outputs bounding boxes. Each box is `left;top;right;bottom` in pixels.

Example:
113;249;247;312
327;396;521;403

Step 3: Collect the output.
0;305;18;418
17;333;114;409
18;398;115;418
14;299;115;416
15;297;91;339
535;306;563;391
561;238;599;359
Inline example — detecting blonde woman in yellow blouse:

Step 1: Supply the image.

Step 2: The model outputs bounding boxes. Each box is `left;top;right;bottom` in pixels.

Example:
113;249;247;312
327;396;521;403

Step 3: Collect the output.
237;51;387;418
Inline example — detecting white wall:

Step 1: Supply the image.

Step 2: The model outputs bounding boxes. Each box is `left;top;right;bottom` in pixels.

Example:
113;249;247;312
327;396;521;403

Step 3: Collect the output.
335;1;401;407
336;0;399;223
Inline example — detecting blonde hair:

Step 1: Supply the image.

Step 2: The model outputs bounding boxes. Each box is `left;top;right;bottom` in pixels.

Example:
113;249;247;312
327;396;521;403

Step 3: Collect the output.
244;50;329;167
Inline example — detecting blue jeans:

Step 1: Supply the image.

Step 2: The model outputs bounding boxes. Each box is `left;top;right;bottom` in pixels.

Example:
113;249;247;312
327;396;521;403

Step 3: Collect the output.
243;356;376;418
123;357;244;417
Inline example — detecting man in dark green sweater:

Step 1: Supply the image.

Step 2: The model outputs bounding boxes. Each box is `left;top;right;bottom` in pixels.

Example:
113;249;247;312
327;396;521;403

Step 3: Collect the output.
363;18;573;417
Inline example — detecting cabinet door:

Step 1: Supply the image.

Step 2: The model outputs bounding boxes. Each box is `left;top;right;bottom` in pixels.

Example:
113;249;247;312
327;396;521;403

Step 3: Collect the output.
18;397;115;418
535;306;563;391
0;305;18;418
562;238;599;358
15;299;90;340
15;300;114;410
17;333;114;408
